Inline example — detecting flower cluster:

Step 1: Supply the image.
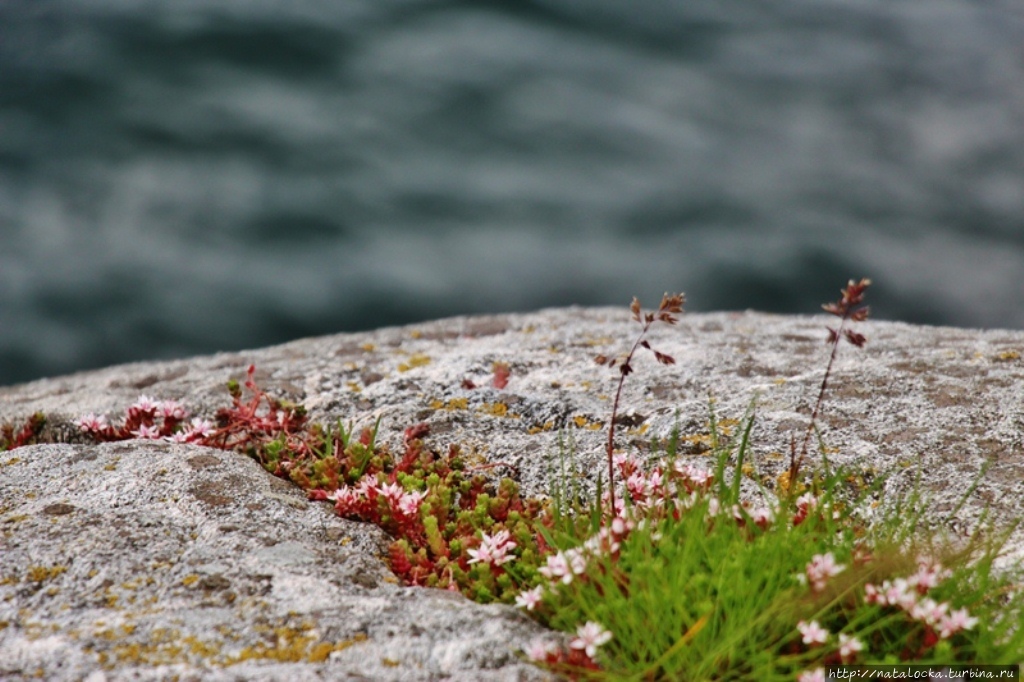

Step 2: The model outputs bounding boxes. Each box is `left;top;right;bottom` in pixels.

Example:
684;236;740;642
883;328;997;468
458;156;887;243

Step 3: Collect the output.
863;558;975;643
76;396;207;442
466;530;517;567
611;453;715;514
802;552;846;593
73;367;547;604
794;555;979;679
329;479;427;526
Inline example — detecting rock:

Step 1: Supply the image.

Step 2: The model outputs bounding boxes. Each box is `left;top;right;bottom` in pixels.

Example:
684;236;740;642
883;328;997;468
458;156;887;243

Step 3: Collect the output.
0;441;547;681
2;307;1024;679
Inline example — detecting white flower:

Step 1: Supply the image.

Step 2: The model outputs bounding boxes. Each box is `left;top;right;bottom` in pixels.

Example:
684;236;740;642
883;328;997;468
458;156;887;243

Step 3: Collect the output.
939;607;978;639
129;395;158;416
524;638;557;661
132;424;161;440
795;492;818;509
797;620;829;646
838;633;863;660
514;586;543;611
910;598;948;627
805;552;845;592
159;400;188;420
750;506;774;527
377;482;405;503
186;417;214;439
570;621;612;658
563;548;588;575
76;413;108;434
538;553;572;584
707;496;720;517
467;530;517;567
396;490;426;518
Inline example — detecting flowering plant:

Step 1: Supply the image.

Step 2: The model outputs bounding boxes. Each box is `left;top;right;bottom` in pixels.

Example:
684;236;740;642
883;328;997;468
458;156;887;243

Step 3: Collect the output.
14;280;1018;679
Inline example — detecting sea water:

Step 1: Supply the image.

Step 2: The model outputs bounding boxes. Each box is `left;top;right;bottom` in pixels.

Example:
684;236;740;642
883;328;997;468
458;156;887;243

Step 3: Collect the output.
2;0;1023;384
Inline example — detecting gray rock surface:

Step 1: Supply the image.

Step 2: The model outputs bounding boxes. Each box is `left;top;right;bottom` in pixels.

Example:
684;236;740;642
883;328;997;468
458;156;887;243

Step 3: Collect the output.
2;307;1024;679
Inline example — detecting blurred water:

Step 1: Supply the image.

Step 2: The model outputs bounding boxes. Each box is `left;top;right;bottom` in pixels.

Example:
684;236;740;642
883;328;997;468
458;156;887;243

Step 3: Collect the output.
2;0;1024;385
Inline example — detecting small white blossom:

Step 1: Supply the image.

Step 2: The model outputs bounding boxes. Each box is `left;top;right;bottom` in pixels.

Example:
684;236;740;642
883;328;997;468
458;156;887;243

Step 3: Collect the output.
514;586;543;611
570;621;612;658
797;620;829;646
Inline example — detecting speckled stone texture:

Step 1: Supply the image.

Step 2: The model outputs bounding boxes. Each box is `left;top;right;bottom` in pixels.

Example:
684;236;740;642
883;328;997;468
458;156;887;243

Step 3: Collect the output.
2;307;1023;679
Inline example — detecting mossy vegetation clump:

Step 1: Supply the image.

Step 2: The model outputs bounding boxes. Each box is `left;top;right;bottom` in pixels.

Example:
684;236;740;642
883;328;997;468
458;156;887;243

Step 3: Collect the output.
8;279;1022;679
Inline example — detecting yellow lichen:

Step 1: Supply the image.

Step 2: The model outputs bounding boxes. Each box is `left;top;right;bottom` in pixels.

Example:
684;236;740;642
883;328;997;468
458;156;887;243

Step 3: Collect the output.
181;575;199;587
480;402;507;417
431;397;468;411
230;628;366;665
26;565;66;583
571;415;602;430
397;353;431;372
527;420;555;435
361;343;376;352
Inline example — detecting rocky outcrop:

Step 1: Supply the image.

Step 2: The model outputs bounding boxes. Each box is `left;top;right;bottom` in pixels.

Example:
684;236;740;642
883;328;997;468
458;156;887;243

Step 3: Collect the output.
2;307;1023;680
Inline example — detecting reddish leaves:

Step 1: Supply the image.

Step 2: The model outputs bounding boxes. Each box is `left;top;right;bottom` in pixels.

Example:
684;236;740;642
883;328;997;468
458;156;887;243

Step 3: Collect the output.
492;362;511;389
823;278;871;348
1;412;46;450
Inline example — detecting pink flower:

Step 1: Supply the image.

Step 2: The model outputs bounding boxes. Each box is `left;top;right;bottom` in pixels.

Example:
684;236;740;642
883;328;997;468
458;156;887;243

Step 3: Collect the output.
330;486;361;513
795;492;818;509
76;413;108;434
524;638;557;662
354;478;377;497
806;552;845;592
910;598;949;627
675;462;713;490
750;506;774;528
514;586;543;611
909;558;949;594
128;395;159;418
132;424;161;440
377;482;405;503
159;400;188;421
707;497;720;517
614;453;640;477
864;582;882;604
396;490;426;518
838;633;863;661
584;528;620;556
539;553;572;584
938;607;978;639
882;578;918;610
186;418;214;440
798;669;826;682
467;530;517;567
570;621;612;658
648;470;664;491
626;471;648;498
797;620;829;646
